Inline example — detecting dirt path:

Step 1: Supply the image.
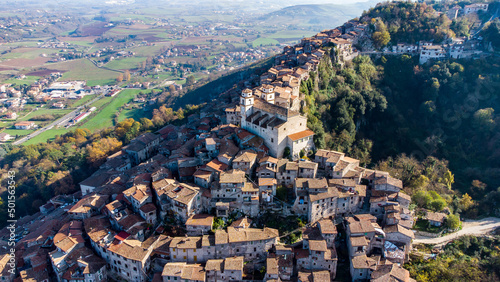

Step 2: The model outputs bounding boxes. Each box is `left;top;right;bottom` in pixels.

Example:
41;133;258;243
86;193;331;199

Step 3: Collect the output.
413;217;500;246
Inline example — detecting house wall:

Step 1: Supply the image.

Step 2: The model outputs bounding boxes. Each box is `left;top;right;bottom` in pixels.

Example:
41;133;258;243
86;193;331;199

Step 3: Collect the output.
289;136;315;160
80;184;95;196
308;197;337;223
385;233;412;247
298;167;317;179
349;264;371;282
170;247;204;263
194;175;211;189
186;225;212;236
107;251;149;282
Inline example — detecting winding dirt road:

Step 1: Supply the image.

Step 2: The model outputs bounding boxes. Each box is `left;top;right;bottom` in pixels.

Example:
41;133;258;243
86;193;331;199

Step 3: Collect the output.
413;217;500;246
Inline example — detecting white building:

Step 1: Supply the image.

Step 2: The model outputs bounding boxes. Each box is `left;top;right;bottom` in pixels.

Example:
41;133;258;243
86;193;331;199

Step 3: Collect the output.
237;89;314;158
419;45;446;64
464;3;488;14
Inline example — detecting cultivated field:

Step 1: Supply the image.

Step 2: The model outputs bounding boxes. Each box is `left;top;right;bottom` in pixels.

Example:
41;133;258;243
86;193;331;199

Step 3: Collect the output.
105;56;147;70
53;59;121;86
76;89;151;131
252;38;280;47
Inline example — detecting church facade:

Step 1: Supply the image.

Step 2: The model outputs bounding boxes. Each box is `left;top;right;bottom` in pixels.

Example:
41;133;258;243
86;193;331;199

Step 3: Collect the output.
230;87;315;159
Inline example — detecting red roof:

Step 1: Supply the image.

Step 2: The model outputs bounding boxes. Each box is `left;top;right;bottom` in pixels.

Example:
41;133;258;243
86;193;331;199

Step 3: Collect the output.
115;231;130;241
156;226;165;233
237;130;254;141
288;130;315;141
206;159;229;172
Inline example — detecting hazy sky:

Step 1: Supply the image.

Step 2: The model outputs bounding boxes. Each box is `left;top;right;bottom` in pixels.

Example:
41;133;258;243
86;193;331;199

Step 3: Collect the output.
0;0;379;14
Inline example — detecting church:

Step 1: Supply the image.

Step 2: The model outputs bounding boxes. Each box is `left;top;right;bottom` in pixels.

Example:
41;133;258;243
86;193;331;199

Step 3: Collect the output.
227;86;315;159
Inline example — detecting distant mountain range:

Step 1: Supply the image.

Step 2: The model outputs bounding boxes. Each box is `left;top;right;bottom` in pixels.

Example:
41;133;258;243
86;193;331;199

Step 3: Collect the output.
256;1;378;30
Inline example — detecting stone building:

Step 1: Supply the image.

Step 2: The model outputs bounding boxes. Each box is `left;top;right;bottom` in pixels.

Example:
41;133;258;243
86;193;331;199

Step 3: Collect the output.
152;178;203;222
186;214;214;236
162;262;205;282
122;132;160;165
205;256;244;281
236;89;313;158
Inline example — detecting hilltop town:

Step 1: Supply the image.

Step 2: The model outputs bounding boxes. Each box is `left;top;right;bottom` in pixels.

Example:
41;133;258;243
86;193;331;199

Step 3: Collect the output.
1;0;500;281
0;16;422;282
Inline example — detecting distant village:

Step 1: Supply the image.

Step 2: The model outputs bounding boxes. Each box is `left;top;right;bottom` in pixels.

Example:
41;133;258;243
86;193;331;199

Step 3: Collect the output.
0;75;122;142
0;16;427;282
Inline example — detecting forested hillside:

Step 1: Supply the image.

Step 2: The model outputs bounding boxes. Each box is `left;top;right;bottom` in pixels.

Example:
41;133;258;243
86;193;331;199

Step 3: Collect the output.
359;1;499;50
302;48;500;218
361;2;454;45
406;235;500;281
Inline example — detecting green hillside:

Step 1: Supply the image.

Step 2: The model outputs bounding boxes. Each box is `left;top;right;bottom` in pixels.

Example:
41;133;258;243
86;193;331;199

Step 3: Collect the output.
257;2;378;30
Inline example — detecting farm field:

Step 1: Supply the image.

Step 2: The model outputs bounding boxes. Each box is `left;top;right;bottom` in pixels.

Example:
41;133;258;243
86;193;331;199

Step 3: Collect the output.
22;128;70;145
0;56;51;70
3;75;40;86
2;128;36;138
51;59;120;86
69;95;96;108
118;107;145;123
77;89;149;131
19;108;72;122
105;56;147;70
270;30;315;39
252;38;280;47
88;96;113;109
58;36;97;47
1;48;60;60
129;43;172;57
0;106;69;132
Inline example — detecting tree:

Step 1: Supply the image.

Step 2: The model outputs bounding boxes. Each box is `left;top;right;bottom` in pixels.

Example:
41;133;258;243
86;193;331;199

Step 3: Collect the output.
445;214;460;230
276;185;288;202
458;193;474;211
124;70;131;81
414;175;430;189
212;217;225;230
283;147;291;159
372;19;391;48
185;75;196;86
473;108;495;133
450;18;470;37
140;118;154;130
430;198;447;212
441;170;455;190
116;74;123;83
481;18;500;49
413;190;433;208
86;137;122;166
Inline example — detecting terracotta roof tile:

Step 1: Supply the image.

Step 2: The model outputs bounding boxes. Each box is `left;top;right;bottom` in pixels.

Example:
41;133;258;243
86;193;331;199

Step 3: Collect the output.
288;129;314;141
186;214;214;227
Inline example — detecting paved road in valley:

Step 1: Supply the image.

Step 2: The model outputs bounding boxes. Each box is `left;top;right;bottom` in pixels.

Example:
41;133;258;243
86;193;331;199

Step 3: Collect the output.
413;217;500;246
12;94;103;145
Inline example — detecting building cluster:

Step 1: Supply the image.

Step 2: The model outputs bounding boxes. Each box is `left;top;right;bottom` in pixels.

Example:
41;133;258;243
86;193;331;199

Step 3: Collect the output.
0;127;415;281
0;17;418;282
383;37;485;64
385;2;489;64
0;11;74;42
418;37;485;64
0;84;29;115
225;20;367;159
